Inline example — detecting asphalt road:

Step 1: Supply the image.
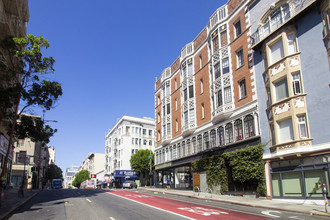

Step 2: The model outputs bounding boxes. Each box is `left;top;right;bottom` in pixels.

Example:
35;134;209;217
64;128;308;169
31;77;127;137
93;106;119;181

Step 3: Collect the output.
4;189;329;220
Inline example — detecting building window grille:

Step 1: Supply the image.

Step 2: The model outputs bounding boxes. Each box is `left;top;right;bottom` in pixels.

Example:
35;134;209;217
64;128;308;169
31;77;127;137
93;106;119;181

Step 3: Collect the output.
203;132;210;150
217;126;224;146
225;123;233;144
244;115;255;138
197;135;203;152
210;129;216;148
234;119;243;141
186;139;191;155
222;58;229;74
214;62;221;79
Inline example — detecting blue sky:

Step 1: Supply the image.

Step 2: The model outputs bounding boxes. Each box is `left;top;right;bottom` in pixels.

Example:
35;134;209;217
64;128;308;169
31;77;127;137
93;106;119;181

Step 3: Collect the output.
27;0;225;173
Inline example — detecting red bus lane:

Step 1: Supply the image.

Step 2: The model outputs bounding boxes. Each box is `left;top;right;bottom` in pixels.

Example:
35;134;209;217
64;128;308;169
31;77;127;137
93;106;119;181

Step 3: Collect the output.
107;190;268;220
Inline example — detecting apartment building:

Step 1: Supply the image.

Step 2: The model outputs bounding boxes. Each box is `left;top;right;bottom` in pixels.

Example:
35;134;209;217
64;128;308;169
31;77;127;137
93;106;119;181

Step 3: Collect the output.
11;114;50;189
154;0;261;191
105;116;155;176
0;0;29;186
81;153;104;176
64;166;79;188
249;0;330;200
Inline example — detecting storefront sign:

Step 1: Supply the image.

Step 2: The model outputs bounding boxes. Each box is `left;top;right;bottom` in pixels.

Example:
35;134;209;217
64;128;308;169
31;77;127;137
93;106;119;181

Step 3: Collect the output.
0;134;13;160
155;162;172;170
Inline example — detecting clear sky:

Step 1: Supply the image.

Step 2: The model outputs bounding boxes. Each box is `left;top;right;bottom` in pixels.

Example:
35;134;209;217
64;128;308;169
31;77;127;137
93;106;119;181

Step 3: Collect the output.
27;0;226;173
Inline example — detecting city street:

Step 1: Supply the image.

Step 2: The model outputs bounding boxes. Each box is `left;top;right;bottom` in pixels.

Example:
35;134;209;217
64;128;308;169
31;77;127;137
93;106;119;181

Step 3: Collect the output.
4;189;329;220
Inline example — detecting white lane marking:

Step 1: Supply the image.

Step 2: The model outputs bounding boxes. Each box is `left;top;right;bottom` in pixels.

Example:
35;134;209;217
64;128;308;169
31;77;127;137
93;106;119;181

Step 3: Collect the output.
106;192;195;220
289;216;302;219
261;210;281;218
178;207;228;216
109;217;115;220
86;199;92;203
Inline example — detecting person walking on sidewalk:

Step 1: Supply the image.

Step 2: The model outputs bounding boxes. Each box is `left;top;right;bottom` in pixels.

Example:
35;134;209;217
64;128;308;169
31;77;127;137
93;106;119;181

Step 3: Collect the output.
166;177;171;190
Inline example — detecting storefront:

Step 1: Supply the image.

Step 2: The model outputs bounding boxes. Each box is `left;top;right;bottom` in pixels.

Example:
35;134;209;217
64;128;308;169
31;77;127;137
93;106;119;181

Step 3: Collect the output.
270;154;330;199
156;163;193;190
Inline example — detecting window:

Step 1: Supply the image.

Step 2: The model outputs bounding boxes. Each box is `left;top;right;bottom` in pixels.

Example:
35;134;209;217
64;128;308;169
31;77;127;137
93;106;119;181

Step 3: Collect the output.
192;137;197;154
187;59;193;76
224;87;232;104
203;132;209;150
220;30;227;47
143;139;147;145
189;85;194;98
292;72;302;95
244;115;255;137
177;144;181;158
167;123;171;135
197;135;203;152
225;123;233;143
287;33;297;55
189;109;195;123
278;118;294;143
210;130;216;148
222;58;229;74
186;139;191;155
182;141;185;157
234;119;243;141
158;130;160;141
274;78;289;102
176;119;178;132
200;79;203;94
216;90;223;107
239;79;247;99
201;103;205;119
143;129;146;135
217;126;224;146
132;138;134;144
214;62;221;79
149;129;152;136
157;112;160;123
167;103;170;114
183;89;187;101
157;95;160;105
199;55;202;69
175;99;178;111
212;33;219;53
236;49;244;68
297;115;308;138
175;79;177;90
269;38;284;64
234;20;241;37
182;65;187;79
266;87;272;106
184;111;188;125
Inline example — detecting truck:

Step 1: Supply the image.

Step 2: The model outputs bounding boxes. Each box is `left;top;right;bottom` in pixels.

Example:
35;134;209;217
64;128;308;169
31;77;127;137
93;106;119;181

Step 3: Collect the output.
52;179;63;189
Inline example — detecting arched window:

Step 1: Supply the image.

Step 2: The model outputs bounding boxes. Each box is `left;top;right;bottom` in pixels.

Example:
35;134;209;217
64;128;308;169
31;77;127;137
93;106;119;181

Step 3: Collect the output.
162;149;165;163
197;135;203;152
172;145;176;160
225;123;233;143
182;141;186;157
210;129;216;148
234;119;243;141
244;115;255;137
169;146;172;161
186;139;191;155
217;126;224;146
203;132;210;150
177;143;181;158
192;137;197;154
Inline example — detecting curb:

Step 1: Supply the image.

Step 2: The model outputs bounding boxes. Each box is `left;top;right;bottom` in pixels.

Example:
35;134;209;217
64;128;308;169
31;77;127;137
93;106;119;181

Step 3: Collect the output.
0;190;40;219
144;188;320;216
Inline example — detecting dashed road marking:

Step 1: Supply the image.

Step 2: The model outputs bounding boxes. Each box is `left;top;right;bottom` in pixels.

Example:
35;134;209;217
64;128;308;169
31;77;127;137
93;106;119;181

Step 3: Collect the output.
261;210;281;218
86;199;91;203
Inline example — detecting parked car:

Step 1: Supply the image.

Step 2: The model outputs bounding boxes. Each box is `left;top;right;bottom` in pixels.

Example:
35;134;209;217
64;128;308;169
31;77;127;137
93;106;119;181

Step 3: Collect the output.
122;180;137;189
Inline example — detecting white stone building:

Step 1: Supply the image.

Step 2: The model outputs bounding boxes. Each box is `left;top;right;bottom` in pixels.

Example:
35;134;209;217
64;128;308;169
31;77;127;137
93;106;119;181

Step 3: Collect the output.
105;116;155;176
80;153;105;176
64;166;79;188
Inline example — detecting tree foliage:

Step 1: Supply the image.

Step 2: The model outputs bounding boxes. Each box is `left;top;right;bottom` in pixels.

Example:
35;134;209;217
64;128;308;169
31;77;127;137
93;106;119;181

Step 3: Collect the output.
130;149;154;177
191;144;266;196
45;164;63;181
0;34;62;180
72;170;90;188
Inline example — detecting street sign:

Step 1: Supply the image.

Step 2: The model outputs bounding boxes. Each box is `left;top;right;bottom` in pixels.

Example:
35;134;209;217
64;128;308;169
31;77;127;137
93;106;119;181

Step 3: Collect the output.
148;155;152;159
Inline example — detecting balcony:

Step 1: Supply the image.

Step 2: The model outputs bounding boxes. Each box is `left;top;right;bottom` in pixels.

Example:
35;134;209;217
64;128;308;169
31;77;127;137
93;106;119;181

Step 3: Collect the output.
162;134;171;146
208;5;227;31
212;103;233;123
182;122;196;137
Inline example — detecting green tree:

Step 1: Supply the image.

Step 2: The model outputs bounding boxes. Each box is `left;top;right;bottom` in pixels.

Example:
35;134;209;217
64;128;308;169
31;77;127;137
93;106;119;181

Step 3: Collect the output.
130;149;154;183
0;34;62;183
45;164;63;181
72;170;89;188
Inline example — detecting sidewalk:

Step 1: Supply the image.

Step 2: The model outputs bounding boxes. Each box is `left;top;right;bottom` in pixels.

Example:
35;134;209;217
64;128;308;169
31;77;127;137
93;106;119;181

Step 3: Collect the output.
0;188;40;219
142;187;330;217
